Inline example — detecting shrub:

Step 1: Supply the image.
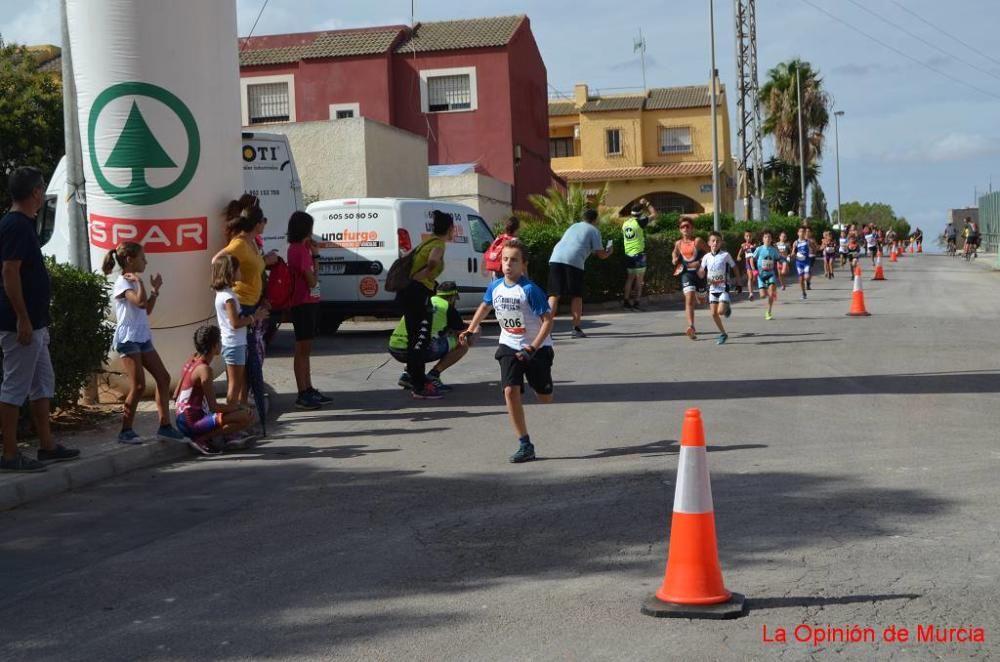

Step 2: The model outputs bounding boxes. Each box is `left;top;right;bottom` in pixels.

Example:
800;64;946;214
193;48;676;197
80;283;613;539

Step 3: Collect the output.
46;259;114;409
516;213;843;303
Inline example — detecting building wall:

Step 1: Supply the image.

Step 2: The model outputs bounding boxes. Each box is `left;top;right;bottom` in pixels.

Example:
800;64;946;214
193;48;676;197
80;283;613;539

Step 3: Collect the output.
578;110;644;169
362;119;430;198
297;56;395;124
263;118;428;201
505;22;552;211
429;173;512;226
392;48;515;193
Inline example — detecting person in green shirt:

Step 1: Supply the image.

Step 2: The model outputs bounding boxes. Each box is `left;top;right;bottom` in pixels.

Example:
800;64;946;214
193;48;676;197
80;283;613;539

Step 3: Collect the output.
390;281;469;393
622;198;656;311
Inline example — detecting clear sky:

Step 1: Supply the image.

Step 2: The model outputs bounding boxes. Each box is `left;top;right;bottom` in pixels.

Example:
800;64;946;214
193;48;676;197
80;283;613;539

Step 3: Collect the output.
5;0;1000;231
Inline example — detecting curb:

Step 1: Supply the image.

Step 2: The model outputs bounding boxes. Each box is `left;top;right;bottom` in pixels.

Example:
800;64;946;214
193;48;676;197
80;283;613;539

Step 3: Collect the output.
0;440;190;512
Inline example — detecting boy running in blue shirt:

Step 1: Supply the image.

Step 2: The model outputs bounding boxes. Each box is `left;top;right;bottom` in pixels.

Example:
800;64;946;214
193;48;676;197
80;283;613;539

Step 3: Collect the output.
752;230;781;320
463;240;554;464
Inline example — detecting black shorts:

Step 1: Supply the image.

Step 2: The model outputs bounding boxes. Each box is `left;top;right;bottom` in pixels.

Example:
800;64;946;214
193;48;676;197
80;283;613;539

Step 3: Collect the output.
624;253;647;272
290;304;318;341
680;270;707;295
548;263;585;298
495;344;554;395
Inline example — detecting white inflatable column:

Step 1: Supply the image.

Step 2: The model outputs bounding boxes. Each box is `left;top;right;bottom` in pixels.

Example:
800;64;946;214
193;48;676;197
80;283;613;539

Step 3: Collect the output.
66;0;241;389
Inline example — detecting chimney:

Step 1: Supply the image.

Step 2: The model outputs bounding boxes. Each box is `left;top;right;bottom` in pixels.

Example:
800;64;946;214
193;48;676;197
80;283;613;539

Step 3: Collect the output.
574;83;589;107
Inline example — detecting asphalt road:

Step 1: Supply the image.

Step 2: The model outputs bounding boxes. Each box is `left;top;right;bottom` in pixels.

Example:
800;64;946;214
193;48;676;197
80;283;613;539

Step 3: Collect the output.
1;254;997;661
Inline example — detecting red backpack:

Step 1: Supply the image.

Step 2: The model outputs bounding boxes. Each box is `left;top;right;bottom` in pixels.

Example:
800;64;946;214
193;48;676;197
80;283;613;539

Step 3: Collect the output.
483;234;511;273
265;258;295;311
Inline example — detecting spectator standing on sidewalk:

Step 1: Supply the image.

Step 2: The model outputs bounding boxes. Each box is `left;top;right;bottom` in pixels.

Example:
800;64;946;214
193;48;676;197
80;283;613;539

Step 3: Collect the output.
621;199;656;311
0;167;79;472
547;208;612;338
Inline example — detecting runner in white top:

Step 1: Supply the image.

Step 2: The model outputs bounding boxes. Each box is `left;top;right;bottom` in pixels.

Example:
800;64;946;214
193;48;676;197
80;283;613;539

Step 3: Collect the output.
698;231;741;345
865;230;879;265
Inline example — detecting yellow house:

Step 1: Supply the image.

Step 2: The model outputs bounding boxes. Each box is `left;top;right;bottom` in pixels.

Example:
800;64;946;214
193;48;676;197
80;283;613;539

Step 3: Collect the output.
549;81;734;216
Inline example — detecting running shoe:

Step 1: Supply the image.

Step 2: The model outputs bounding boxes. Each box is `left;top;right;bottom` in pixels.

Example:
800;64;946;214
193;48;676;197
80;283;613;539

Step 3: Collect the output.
572;326;587;338
37;444;80;463
716;333;728;345
117;429;143;445
427;375;453;393
623;300;634;311
307;388;333;405
398;372;413;390
412;383;445;400
188;438;222;456
801;293;807;301
782;284;787;291
631;303;645;312
295;392;322;410
510;442;536;464
156;425;185;442
686;326;697;340
765;311;773;321
0;452;47;472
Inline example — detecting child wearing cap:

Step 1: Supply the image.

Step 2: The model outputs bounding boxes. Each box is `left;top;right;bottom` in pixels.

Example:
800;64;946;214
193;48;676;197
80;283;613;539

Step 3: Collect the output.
463;240;554;463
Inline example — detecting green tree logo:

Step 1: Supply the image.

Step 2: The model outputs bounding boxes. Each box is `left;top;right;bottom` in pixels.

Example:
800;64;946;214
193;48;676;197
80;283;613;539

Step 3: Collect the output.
88;82;200;206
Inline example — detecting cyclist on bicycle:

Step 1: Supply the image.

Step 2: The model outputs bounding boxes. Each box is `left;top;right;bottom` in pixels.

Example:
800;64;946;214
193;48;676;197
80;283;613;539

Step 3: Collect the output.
944;222;957;255
964;217;980;259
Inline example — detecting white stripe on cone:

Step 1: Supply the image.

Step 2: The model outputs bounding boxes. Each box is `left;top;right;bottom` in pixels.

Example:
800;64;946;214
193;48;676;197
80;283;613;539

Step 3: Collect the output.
674;446;714;514
853;274;863;292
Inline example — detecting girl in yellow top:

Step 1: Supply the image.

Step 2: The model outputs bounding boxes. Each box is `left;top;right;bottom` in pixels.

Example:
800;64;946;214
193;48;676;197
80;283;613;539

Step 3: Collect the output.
213;196;278;407
399;210;455;399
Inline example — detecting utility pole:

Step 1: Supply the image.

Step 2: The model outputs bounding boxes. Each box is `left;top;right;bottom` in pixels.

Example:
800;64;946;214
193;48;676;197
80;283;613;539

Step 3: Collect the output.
634;28;648;92
834;110;844;228
709;0;721;232
734;0;762;220
60;0;89;270
796;66;807;219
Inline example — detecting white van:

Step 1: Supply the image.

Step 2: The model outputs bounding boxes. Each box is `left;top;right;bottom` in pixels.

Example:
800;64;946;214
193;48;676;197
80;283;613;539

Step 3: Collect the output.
40;132;303;262
305;198;496;331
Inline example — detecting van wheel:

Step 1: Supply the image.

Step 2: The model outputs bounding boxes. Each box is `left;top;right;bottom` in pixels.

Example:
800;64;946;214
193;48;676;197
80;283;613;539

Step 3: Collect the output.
319;313;345;335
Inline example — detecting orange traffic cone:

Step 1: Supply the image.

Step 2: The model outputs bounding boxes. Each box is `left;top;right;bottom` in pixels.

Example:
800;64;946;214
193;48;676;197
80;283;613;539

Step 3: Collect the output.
917;244;923;253
846;270;872;316
890;246;898;262
909;243;915;254
873;253;886;280
642;409;746;619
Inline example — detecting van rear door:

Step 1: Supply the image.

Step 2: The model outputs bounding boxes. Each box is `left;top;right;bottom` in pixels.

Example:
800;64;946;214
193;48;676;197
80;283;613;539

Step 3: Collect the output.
311;200;397;305
241;133;303;256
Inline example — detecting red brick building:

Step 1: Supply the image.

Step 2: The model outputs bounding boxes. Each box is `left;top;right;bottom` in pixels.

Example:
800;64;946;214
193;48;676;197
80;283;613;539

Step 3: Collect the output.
238;16;551;211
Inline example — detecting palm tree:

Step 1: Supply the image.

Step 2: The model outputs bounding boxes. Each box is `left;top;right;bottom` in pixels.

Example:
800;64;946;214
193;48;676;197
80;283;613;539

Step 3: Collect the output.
761;59;830;166
527;183;617;227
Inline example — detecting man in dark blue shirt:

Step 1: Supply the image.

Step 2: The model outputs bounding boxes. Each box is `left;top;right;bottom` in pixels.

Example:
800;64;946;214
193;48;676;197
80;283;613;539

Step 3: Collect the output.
0;167;79;472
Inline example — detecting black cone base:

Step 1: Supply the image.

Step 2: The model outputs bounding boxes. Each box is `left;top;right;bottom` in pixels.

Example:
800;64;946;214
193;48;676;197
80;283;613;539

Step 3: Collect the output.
641;592;746;619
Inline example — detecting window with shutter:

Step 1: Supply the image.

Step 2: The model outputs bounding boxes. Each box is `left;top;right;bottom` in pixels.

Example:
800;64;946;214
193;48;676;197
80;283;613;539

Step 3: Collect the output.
659;127;693;154
247;82;290;124
427;74;472;112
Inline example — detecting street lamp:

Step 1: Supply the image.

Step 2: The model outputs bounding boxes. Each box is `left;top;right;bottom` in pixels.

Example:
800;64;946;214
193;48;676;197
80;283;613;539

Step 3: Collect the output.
709;0;721;232
834;110;844;227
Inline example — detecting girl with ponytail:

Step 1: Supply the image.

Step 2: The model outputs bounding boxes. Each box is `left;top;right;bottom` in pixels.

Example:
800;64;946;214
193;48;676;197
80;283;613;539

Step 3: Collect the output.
102;242;184;445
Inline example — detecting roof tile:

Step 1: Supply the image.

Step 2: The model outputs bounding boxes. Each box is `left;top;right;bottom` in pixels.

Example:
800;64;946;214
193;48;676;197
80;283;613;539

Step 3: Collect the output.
305;29;402;59
556;163;714;182
548;101;578;117
395;16;524;53
580;95;646;113
645;85;713;110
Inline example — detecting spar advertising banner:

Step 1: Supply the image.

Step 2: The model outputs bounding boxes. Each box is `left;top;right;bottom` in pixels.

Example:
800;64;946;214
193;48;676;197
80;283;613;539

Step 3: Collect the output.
66;0;242;386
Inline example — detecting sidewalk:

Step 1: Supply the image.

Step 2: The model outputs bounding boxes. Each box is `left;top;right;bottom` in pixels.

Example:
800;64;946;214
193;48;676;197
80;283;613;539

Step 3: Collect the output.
0;405;190;511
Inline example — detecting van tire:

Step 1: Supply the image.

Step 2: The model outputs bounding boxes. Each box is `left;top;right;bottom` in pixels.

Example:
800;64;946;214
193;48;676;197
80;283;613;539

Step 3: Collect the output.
318;313;345;335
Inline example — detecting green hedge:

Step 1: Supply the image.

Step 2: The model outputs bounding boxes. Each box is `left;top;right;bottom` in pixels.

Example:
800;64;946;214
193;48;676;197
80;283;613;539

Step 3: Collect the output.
46;259;114;408
518;214;833;302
